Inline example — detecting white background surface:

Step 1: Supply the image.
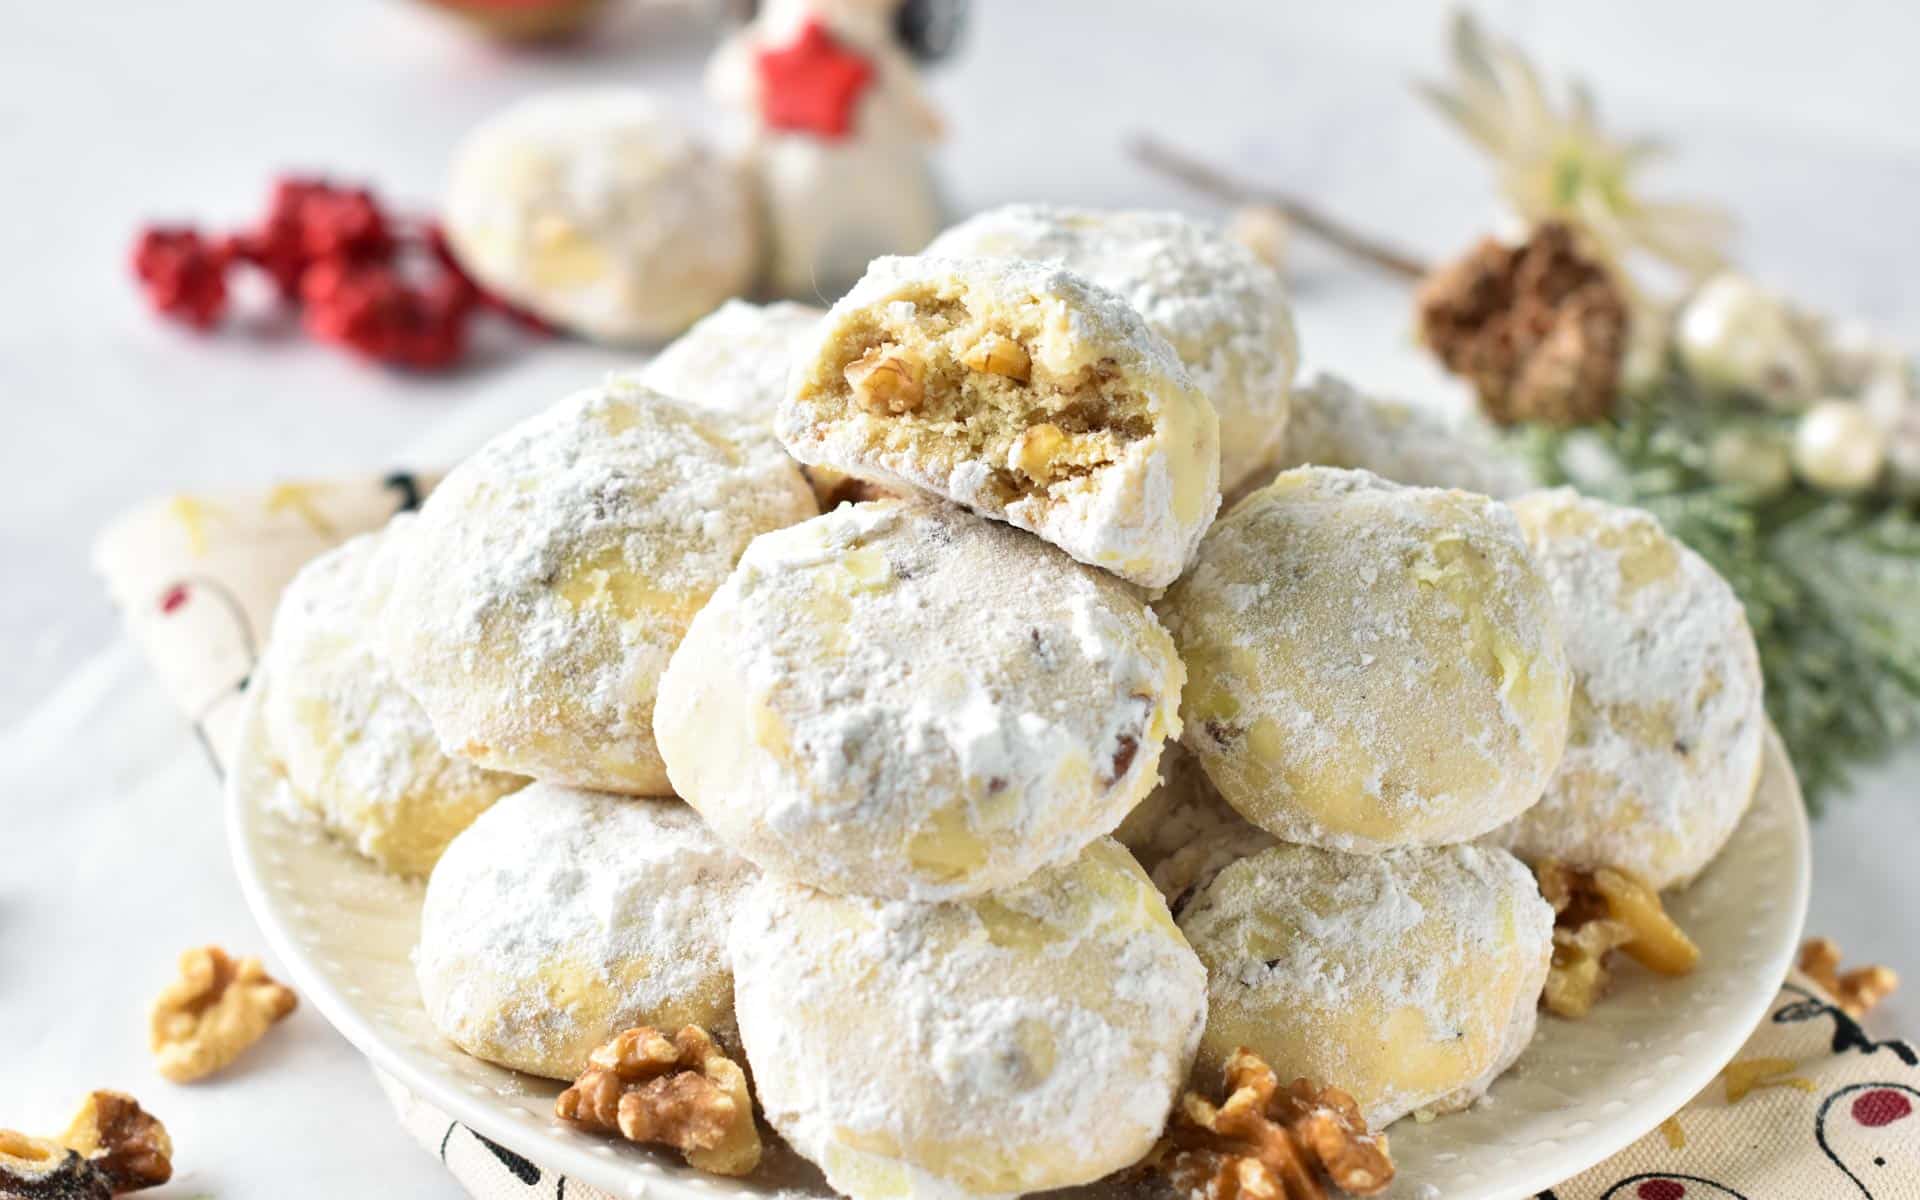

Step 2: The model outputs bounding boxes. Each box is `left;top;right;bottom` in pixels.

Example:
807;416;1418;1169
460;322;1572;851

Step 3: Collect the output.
2;2;1916;1196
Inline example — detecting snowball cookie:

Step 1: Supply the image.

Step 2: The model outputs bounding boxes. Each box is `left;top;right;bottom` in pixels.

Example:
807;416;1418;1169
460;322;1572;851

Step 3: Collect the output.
640;300;824;422
260;523;526;877
655;499;1185;899
927;205;1299;494
1179;842;1553;1128
1161;467;1572;851
383;379;817;795
638;299;883;509
730;839;1207;1200
417;785;757;1080
778;255;1221;588
444;89;759;343
1259;373;1535;503
1492;490;1766;889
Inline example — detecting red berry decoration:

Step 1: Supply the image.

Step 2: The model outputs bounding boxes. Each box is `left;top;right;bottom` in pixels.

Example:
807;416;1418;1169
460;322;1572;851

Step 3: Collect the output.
301;260;468;370
132;228;232;330
131;174;542;371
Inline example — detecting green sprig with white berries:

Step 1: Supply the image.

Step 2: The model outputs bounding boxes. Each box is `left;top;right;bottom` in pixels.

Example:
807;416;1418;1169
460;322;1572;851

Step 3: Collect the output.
1514;358;1920;807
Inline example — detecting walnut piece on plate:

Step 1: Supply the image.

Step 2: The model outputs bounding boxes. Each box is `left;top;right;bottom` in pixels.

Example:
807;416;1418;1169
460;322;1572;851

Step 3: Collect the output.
1538;860;1699;1018
555;1025;761;1177
1799;937;1900;1018
149;945;297;1083
1158;1048;1393;1200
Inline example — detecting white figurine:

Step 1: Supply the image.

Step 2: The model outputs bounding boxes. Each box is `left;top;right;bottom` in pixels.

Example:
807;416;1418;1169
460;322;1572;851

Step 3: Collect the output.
708;0;950;298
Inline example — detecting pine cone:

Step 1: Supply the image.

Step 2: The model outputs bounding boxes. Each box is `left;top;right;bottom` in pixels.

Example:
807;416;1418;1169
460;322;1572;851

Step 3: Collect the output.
1417;223;1628;427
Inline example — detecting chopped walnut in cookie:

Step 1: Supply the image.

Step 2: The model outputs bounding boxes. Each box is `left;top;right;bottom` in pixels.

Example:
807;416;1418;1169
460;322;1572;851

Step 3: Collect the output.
0;1091;172;1198
1799;937;1900;1018
960;332;1032;381
1156;1049;1393;1200
846;345;926;415
555;1025;761;1177
1537;860;1699;1019
149;946;297;1083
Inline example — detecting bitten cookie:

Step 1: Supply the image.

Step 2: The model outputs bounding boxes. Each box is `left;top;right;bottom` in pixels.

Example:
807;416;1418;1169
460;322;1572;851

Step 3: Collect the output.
639;299;881;508
927;205;1299;494
382;378;816;795
654;499;1185;900
1161;467;1571;850
259;522;525;877
729;839;1207;1200
1179;842;1553;1128
443;89;758;342
416;786;757;1081
777;255;1220;588
1491;490;1766;889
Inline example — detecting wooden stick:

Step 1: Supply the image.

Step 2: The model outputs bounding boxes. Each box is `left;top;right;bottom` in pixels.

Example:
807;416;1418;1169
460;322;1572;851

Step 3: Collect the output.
1130;134;1430;281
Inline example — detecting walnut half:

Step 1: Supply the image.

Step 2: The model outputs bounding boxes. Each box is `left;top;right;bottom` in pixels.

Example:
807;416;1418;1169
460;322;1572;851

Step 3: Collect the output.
59;1092;172;1193
555;1026;761;1177
0;1130;111;1200
1799;937;1900;1018
149;946;298;1083
0;1091;172;1199
1157;1049;1393;1200
1537;860;1699;1019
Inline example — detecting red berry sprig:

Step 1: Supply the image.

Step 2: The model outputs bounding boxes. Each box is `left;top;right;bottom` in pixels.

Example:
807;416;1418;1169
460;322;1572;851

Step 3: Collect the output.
131;176;546;371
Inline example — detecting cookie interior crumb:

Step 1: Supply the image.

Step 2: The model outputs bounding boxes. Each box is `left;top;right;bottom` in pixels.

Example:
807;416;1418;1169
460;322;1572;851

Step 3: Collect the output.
814;283;1156;509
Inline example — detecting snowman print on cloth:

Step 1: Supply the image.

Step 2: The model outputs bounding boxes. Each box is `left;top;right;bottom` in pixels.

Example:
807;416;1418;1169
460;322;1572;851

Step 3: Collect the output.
1818;1083;1918;1198
1596;1176;1751;1200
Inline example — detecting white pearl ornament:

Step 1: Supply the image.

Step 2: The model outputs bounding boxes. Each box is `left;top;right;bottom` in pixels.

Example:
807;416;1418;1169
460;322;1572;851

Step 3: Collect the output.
1793;400;1887;493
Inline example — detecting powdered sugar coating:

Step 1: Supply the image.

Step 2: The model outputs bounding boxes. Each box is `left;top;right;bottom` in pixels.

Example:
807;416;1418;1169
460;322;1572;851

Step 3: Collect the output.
640;299;825;424
729;839;1207;1200
444;89;758;343
927;205;1299;493
260;523;526;877
1491;490;1766;889
1179;842;1552;1128
655;499;1185;899
639;299;879;508
1257;373;1535;501
778;254;1221;588
1161;467;1571;851
1113;743;1274;907
416;785;757;1081
383;378;817;795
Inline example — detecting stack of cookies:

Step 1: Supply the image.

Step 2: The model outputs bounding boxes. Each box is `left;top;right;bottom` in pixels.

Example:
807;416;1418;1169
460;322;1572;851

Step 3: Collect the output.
249;203;1770;1200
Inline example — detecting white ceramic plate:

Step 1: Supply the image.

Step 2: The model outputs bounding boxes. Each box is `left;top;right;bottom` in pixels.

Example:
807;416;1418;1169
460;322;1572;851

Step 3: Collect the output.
228;675;1810;1200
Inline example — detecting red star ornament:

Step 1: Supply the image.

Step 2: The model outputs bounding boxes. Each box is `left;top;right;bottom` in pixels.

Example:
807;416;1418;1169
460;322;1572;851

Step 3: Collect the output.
754;18;875;139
